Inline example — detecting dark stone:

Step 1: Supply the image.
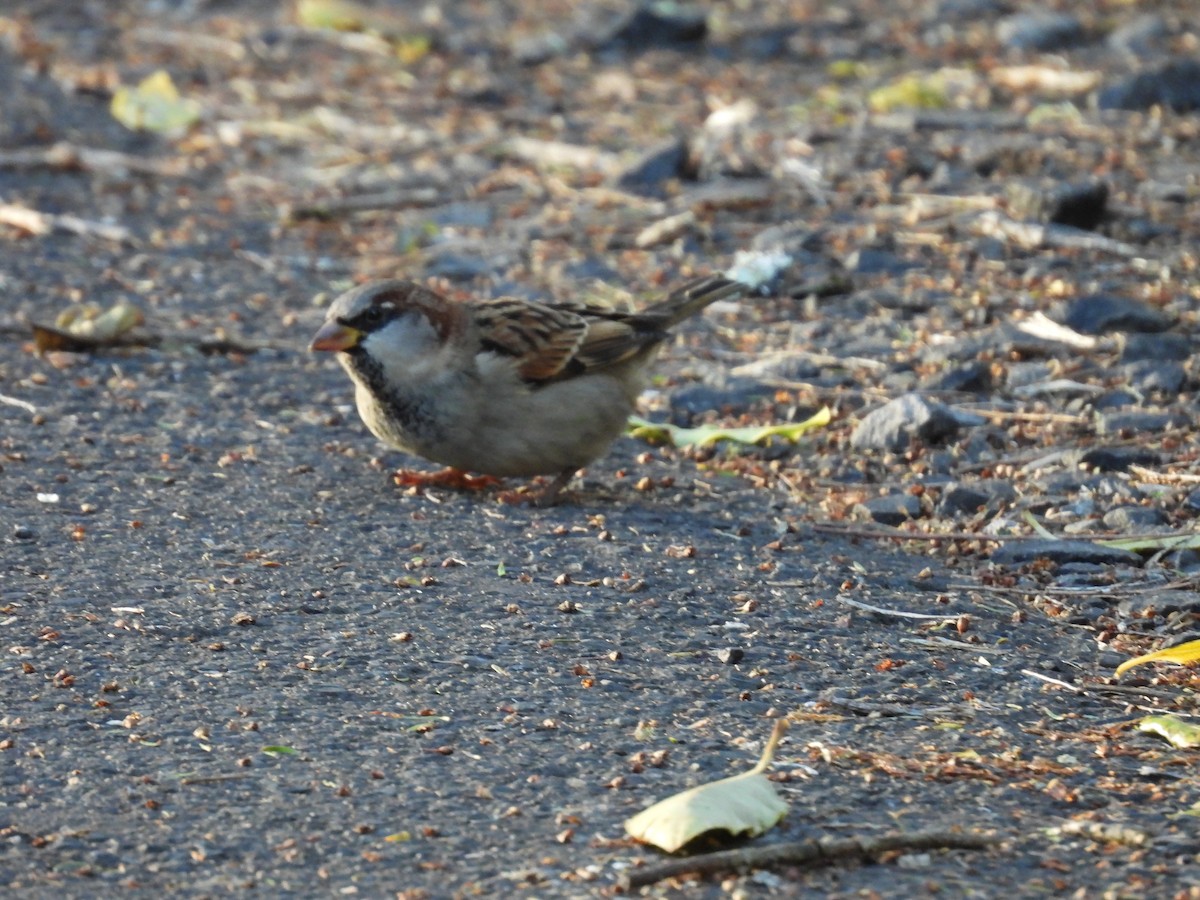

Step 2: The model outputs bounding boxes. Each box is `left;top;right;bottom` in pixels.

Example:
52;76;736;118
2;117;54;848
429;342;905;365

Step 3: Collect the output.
1121;333;1193;362
1121;360;1186;396
938;480;1016;517
996;12;1084;51
1062;294;1173;335
1091;390;1140;411
929;361;994;393
850;394;985;451
1099;59;1200;113
715;647;744;665
1098;410;1190;436
600;3;709;50
862;493;923;526
614;138;690;196
668;378;775;424
990;540;1143;567
1102;506;1169;530
1080;447;1161;472
1008;180;1108;230
1107;14;1168;57
844;248;921;276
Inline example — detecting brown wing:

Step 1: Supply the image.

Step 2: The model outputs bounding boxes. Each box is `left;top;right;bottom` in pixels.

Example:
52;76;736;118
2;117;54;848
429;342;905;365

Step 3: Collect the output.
473;298;590;382
471;275;748;386
472;297;663;385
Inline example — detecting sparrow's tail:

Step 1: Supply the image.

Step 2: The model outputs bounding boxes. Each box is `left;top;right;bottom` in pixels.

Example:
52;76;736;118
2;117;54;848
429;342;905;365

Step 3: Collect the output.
640;274;750;327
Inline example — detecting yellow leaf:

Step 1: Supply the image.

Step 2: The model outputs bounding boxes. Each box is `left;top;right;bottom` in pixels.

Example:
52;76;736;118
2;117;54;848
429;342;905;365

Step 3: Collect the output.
625;720;788;853
295;0;368;30
1138;715;1200;749
627;406;831;449
110;70;200;134
1115;638;1200;677
868;73;949;113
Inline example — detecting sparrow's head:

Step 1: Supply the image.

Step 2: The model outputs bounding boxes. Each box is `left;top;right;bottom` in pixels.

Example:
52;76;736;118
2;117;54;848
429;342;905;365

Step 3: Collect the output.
310;280;466;381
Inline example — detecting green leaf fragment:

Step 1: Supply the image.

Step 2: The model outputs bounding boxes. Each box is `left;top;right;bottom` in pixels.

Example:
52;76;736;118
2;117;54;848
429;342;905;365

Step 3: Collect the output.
627;406;831;449
1138;715;1200;750
110;70;201;134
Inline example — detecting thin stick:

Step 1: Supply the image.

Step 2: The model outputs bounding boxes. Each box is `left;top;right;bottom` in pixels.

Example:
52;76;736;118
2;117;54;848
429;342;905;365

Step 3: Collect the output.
619;829;998;891
0;393;37;414
837;596;966;621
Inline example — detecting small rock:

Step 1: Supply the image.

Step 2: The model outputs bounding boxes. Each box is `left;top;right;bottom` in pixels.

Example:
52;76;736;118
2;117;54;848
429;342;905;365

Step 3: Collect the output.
844;247;921;276
1007;179;1108;230
1098;410;1189;436
937;480;1016;517
598;3;709;51
861;493;923;526
12;525;35;541
850;394;984;452
1120;332;1192;362
928;361;995;393
1102;506;1169;530
715;647;744;665
1107;14;1168;57
1061;294;1173;335
990;540;1143;568
668;377;775;425
1079;446;1161;472
614;138;690;197
1120;360;1185;396
996;12;1084;52
1091;390;1140;411
1099;59;1200;113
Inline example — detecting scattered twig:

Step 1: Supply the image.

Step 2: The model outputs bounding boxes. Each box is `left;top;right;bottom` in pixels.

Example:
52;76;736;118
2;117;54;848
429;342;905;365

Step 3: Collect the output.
1052;820;1150;848
1128;464;1200;485
500;136;619;173
129;27;247;60
825;696;951;718
178;774;252;785
618;829;998;891
0;203;135;244
1022;669;1084;693
29;322;285;355
289;186;443;219
0;141;185;177
973;210;1140;256
836;596;965;621
810;523;1025;543
899;636;1004;655
0;392;37;415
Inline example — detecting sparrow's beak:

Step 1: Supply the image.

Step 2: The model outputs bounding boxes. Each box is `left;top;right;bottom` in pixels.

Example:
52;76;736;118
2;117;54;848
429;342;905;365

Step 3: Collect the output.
310;320;363;352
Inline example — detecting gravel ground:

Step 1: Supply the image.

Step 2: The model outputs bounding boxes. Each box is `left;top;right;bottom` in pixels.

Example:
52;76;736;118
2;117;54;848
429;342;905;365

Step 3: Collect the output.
3;1;1200;897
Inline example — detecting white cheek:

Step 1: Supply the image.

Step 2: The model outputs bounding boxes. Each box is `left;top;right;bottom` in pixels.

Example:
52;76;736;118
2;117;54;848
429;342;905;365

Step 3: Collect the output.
362;313;446;380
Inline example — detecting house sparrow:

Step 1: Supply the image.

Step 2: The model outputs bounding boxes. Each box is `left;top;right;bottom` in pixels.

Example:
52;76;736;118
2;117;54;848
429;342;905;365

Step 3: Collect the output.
310;274;748;504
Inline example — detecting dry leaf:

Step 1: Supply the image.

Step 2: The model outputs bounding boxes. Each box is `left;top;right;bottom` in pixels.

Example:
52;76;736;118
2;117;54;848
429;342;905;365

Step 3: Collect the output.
625;719;789;853
627;407;831;449
111;70;201;134
1115;638;1200;677
33;300;144;353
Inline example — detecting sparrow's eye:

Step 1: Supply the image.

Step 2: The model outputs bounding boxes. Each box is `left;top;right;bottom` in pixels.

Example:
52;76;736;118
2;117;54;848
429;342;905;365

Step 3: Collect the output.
358;305;389;328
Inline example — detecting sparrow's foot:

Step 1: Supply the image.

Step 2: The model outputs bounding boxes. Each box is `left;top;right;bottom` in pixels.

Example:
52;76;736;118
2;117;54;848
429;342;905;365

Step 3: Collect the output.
393;468;503;492
496;469;577;507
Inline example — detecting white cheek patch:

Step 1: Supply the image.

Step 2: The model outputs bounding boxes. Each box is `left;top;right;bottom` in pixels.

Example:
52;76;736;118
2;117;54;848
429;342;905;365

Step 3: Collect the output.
363;312;446;380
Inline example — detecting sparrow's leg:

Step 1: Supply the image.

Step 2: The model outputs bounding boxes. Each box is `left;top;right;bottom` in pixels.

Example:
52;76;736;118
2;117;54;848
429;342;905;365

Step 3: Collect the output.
495;468;577;507
393;467;503;492
532;468;576;507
